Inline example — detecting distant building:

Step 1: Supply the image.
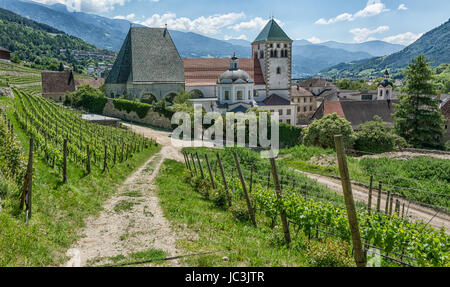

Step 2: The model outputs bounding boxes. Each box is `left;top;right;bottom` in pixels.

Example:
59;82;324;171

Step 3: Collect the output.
377;69;394;100
105;27;185;101
0;47;11;62
299;78;337;96
42;71;76;102
311;100;399;130
291;85;317;125
441;100;450;143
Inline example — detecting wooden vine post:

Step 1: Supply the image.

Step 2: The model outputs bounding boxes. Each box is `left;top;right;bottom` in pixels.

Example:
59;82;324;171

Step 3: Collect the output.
334;135;366;267
216;153;232;207
367;175;373;215
20;137;34;218
196;152;205;179
233;152;257;227
103;144;108;173
385;190;391;215
190;153;198;175
376;182;382;212
269;157;291;244
204;154;216;189
63;139;68;184
86;144;91;174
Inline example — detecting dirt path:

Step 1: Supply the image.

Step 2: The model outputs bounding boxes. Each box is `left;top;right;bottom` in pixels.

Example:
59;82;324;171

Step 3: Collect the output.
65;149;183;267
295;170;450;233
64;122;188;267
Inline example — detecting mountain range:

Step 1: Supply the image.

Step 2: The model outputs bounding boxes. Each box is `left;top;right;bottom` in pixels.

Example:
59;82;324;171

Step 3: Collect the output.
319;19;450;79
0;0;410;77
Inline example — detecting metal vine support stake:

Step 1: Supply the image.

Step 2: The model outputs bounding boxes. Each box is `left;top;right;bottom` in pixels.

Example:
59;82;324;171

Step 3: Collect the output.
216;153;232;207
334;135;366;267
233;152;257;227
190;153;197;175
269;157;291;244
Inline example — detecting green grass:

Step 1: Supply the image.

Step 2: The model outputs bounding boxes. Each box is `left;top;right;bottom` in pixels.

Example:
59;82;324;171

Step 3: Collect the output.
0;96;161;267
154;159;356;267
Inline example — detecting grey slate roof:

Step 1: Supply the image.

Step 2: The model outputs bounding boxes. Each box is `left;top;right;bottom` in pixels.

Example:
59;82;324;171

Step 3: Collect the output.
106;27;185;84
229;105;250;113
253;19;292;44
261;94;291;106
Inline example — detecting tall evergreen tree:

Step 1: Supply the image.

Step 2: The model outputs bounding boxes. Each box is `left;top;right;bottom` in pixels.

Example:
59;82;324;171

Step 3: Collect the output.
393;55;445;148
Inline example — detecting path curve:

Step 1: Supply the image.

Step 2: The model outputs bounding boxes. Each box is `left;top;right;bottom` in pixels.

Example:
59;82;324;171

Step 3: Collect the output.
295;170;450;233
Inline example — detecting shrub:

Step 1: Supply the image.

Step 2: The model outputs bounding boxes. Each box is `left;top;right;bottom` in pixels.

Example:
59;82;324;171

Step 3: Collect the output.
303;113;354;149
354;116;407;154
210;188;228;209
306;238;354;267
279;123;302;147
64;84;107;114
113;99;151;119
230;203;250;222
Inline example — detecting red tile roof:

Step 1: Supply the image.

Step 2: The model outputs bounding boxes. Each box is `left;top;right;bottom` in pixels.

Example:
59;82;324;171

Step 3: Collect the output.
183;58;265;87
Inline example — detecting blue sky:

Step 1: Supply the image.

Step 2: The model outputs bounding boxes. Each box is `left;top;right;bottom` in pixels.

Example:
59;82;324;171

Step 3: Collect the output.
32;0;450;45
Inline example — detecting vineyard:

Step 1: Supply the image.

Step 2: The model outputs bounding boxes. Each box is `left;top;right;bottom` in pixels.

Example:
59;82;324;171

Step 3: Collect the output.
181;147;449;267
0;89;161;266
280;145;450;212
12;88;155;175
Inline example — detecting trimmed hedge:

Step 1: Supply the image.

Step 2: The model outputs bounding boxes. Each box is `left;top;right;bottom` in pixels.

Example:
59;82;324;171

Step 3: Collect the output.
112;99;151;119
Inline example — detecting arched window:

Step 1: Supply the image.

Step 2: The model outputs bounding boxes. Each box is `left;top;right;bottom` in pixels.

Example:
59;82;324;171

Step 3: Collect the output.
277;67;281;74
190;89;204;99
260;50;264;59
237;91;243;100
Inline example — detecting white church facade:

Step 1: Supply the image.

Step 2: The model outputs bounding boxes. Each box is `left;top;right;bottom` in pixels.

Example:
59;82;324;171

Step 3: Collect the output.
184;19;297;125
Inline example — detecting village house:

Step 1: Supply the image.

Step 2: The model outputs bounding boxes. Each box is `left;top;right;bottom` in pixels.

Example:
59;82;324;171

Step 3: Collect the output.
0;47;11;62
42;71;76;102
442;100;450;143
311;100;399;130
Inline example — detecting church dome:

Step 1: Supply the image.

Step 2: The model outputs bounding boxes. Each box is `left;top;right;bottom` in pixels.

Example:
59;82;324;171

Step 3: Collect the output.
218;53;254;84
218;69;253;84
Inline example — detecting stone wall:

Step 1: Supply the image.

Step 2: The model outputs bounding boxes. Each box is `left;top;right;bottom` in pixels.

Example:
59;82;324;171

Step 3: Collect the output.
102;99;172;130
0;87;13;98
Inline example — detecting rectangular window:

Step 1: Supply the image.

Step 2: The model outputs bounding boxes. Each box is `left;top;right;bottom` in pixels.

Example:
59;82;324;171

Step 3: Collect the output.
310;106;313;111
279;109;283;115
287;109;291;115
310;97;313;102
224;91;230;101
304;98;307;103
287;119;291;124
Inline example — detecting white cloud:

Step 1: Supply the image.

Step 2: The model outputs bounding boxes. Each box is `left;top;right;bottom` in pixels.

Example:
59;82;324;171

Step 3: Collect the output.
350;25;390;42
114;13;135;20
315;0;389;25
31;0;132;13
306;36;322;44
383;32;422;45
230;17;283;31
138;12;246;35
398;4;408;10
224;34;248;41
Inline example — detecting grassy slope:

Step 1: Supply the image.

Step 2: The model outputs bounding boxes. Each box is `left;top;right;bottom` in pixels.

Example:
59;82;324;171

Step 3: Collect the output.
154;159;355;267
0;96;161;266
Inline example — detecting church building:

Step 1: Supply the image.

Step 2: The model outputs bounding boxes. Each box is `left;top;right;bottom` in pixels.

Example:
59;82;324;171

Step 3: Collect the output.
106;20;297;125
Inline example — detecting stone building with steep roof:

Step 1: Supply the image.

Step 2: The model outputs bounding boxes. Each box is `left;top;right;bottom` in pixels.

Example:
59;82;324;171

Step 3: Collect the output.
105;27;185;101
441;100;450;143
0;47;11;62
42;71;76;102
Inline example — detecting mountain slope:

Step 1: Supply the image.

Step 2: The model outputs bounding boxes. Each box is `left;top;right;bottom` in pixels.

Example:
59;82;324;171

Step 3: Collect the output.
320;40;405;57
0;0;381;77
320;19;450;79
292;45;372;76
0;8;111;71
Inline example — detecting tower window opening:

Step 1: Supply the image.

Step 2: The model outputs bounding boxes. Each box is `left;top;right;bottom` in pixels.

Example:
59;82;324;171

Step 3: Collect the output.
277;67;281;74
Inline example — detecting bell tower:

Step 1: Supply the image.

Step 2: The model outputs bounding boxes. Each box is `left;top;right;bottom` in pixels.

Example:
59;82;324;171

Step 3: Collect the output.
252;19;293;99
